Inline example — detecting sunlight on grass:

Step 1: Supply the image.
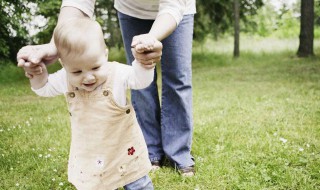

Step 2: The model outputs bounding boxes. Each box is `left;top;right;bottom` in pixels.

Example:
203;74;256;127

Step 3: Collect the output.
194;36;320;54
190;52;320;189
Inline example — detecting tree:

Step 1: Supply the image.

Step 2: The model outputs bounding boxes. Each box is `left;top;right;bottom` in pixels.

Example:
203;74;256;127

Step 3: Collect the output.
34;1;61;44
34;0;122;49
297;0;314;57
315;0;320;26
194;0;264;46
95;0;122;49
233;0;240;58
0;0;32;63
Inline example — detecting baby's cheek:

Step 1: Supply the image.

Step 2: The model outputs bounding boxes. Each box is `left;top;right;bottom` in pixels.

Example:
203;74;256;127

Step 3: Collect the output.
68;75;81;87
97;71;108;82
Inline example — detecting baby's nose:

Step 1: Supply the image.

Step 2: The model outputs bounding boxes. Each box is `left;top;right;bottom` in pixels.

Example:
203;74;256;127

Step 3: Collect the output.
84;74;95;83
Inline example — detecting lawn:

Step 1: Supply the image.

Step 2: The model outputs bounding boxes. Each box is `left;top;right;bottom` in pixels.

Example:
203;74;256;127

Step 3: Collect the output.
0;44;320;189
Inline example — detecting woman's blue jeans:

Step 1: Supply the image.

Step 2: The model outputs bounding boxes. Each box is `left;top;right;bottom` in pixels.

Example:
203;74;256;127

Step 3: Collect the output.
118;12;195;169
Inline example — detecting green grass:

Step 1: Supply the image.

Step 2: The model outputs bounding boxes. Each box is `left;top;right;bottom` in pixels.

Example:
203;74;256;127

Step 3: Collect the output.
1;45;320;189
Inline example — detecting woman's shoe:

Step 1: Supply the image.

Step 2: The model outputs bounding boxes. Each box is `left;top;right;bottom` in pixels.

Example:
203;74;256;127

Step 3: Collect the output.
179;166;195;177
151;160;161;171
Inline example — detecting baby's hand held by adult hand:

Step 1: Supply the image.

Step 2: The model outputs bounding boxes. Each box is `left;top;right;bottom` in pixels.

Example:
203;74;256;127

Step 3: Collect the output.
17;43;58;67
22;62;46;79
131;35;162;69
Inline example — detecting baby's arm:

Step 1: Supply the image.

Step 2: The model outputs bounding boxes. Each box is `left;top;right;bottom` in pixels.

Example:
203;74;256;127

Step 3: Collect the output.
117;60;155;90
111;60;155;106
21;63;67;97
22;63;48;90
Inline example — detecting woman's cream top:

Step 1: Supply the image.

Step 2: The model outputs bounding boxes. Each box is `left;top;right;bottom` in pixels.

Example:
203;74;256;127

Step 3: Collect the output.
61;0;196;25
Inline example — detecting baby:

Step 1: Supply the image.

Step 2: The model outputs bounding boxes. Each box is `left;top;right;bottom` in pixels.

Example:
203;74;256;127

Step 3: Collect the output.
21;18;156;190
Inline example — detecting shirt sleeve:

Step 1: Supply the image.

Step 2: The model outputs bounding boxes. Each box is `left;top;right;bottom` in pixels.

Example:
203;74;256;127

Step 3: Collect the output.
114;60;154;90
32;68;68;97
126;60;154;90
61;0;96;18
157;0;187;25
111;61;154;106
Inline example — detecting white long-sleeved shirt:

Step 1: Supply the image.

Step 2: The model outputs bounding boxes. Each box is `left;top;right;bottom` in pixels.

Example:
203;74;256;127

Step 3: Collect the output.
61;0;196;26
32;61;154;107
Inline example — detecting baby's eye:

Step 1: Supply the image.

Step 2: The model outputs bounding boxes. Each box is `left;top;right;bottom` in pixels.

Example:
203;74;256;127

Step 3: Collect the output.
72;71;82;74
92;66;100;70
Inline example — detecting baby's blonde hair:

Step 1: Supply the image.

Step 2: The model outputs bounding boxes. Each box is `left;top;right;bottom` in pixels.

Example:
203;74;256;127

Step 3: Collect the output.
53;18;106;58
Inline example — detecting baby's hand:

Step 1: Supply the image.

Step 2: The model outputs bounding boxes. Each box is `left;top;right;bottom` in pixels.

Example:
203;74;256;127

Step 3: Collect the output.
131;34;157;53
21;62;44;79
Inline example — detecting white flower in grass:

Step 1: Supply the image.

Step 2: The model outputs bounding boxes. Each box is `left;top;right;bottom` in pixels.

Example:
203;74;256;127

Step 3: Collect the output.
197;156;204;162
10;167;13;170
39;154;43;158
0;129;3;132
59;182;64;186
15;183;19;187
273;132;277;136
48;117;52;122
26;121;30;127
194;185;201;190
12;126;16;129
53;169;57;172
279;137;287;143
52;178;56;181
306;144;310;148
29;117;33;121
299;148;304;152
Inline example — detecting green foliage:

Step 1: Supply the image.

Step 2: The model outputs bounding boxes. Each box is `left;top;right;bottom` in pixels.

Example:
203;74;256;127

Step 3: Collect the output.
34;1;61;44
247;4;301;39
315;0;320;26
0;0;32;63
194;0;264;42
1;0;319;65
95;0;123;49
25;0;122;49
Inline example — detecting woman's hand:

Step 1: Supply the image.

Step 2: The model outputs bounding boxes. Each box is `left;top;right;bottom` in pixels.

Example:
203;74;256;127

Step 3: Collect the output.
131;34;162;69
17;43;58;67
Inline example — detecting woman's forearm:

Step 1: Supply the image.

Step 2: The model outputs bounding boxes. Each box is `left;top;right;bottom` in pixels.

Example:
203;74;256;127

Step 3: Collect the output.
149;13;177;41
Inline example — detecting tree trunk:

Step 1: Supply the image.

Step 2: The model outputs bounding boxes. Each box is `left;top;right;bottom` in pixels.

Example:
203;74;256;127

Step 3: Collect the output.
233;0;240;58
297;0;314;57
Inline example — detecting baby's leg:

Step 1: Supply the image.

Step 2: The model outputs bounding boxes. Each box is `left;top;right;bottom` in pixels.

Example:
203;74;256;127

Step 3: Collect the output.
123;175;153;190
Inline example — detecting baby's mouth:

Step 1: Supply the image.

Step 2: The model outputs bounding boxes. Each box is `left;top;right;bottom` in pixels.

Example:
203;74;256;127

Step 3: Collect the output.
83;82;96;87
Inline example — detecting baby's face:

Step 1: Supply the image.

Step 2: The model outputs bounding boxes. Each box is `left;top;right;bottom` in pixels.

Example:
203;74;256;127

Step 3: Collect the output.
62;50;108;92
